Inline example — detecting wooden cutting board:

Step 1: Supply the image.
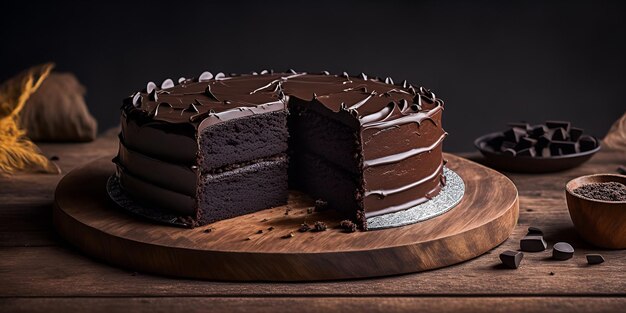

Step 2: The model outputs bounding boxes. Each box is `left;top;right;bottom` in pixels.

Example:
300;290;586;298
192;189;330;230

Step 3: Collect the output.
53;153;518;281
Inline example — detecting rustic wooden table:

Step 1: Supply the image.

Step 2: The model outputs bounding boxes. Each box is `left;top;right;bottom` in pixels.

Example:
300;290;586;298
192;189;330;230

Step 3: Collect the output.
1;133;625;313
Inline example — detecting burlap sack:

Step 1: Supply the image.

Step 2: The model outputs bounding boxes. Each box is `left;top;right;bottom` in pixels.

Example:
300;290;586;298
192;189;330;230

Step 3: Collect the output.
19;72;97;142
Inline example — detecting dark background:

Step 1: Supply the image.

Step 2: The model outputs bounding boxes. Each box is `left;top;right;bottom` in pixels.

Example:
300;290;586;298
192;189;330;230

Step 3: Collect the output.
1;0;624;152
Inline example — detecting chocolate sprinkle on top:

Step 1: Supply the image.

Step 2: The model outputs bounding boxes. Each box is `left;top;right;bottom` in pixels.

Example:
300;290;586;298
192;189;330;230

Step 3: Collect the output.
198;71;214;82
146;82;157;94
161;79;174;89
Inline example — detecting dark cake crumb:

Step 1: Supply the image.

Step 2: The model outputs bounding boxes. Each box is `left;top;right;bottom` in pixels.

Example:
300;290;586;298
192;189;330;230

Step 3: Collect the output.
49;155;60;161
261;218;269;222
282;232;294;239
313;221;327;232
314;199;328;211
573;182;626;201
340;220;357;233
298;223;311;232
203;228;213;233
549;272;555;276
268;226;275;231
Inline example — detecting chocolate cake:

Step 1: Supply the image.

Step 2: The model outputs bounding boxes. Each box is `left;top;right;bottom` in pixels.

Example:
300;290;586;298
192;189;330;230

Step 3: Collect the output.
115;71;447;229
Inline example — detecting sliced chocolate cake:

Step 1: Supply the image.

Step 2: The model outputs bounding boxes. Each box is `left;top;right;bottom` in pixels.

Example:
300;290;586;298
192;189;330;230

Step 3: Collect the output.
115;71;446;229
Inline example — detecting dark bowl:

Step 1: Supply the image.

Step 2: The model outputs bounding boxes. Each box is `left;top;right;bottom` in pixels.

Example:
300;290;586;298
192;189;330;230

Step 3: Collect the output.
474;132;601;173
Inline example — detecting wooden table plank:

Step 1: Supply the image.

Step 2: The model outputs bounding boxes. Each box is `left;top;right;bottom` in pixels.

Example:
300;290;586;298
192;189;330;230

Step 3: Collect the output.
0;135;625;302
1;297;625;313
1;244;624;297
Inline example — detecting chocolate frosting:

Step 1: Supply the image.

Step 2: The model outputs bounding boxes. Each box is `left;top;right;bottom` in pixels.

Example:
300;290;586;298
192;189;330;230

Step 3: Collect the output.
119;70;446;223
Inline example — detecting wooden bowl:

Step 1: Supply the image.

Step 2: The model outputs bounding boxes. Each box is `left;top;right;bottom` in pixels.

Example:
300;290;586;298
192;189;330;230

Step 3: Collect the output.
475;132;600;173
565;174;626;249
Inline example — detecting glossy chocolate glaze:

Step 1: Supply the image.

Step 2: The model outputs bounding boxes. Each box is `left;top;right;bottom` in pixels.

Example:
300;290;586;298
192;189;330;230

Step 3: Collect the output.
118;71;446;223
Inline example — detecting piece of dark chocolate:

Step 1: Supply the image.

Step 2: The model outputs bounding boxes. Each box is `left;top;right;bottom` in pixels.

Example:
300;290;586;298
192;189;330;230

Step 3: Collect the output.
546;120;571;132
551;128;568;141
313;221;327;232
536;134;551;149
586;254;605;265
520;235;547;252
517;148;536;157
527;226;543;235
516;137;538;150
504;128;527;143
579;135;598;152
298;223;311;232
529;125;548;138
499;250;524;269
552;141;577;154
569;127;584;142
508;122;530;130
552;242;574;260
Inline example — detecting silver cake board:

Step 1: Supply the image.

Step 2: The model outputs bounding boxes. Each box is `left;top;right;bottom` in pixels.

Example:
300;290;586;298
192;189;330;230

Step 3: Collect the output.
107;166;465;230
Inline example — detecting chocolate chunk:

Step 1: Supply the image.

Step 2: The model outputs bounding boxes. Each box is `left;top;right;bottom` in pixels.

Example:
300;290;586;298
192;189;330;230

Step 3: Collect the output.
146;82;157;94
508;122;531;131
503;128;527;143
132;92;142;107
340;220;357;233
551;128;568;141
520;235;547;252
546;120;571;132
198;71;214;82
499;250;524;269
161;78;174;89
536;134;551;149
552;141;577;154
578;135;598;151
552;242;574;260
516;137;538;150
486;136;504;150
49;155;59;161
313;221;327;232
314;199;328;211
298;223;311;232
549;143;562;156
517;148;536;157
586;254;605;265
529;125;547;138
527;226;543;235
569;127;584;142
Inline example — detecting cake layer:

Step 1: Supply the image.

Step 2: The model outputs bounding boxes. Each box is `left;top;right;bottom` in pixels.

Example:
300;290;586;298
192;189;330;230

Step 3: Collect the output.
197;156;288;225
121;111;197;164
116;165;196;216
198;110;288;171
288;99;360;174
117;155;288;220
290;151;360;214
117;140;196;196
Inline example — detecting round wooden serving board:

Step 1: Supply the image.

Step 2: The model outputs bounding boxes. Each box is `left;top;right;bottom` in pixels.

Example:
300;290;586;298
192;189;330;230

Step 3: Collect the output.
53;153;519;281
